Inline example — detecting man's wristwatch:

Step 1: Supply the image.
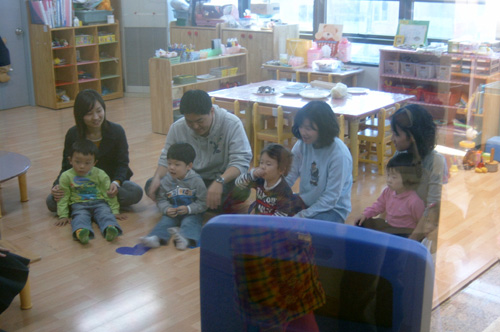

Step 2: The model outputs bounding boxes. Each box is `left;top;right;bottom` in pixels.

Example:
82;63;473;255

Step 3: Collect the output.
215;176;225;185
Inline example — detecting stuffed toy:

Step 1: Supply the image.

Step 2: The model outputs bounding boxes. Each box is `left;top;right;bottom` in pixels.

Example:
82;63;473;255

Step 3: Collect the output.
0;36;11;83
97;0;112;11
314;24;343;41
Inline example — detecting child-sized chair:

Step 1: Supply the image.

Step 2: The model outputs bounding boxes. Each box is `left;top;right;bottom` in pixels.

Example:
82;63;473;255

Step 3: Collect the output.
200;215;434;332
252;103;294;167
211;98;252;143
358;105;399;175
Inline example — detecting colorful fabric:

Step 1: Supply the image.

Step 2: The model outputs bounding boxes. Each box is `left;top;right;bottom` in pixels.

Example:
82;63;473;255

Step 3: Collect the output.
231;226;326;328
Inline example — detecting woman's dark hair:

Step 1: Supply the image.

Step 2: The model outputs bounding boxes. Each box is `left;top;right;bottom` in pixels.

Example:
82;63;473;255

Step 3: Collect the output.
71;139;99;159
292;101;339;148
167;142;196;165
261;144;293;176
390;104;436;159
387;152;422;190
180;90;212;115
74;89;107;138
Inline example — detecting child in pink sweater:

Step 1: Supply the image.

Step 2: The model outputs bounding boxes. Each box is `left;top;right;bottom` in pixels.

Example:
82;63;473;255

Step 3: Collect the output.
355;152;425;237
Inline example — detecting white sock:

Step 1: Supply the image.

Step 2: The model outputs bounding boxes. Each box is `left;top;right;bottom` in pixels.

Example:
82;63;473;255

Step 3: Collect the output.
168;227;188;250
140;235;160;248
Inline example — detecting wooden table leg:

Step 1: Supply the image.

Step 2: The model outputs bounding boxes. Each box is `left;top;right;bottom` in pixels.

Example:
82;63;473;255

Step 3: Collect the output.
18;173;28;202
349;119;360;181
20;275;32;310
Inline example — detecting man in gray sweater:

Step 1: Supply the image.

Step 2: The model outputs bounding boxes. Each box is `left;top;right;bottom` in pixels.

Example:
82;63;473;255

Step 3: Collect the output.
147;90;252;211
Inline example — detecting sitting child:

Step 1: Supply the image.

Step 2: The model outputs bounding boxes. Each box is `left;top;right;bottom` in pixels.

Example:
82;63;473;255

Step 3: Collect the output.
141;143;207;250
355;152;425;237
236;144;305;216
55;139;122;244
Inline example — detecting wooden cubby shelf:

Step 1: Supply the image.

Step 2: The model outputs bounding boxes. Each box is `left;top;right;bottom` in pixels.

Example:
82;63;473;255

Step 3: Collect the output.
28;22;123;109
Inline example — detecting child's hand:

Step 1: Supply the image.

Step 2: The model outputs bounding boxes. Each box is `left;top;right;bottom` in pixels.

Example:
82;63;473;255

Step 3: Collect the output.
51;184;64;202
166;207;177;217
107;182;119;198
0;246;10;258
176;206;188;215
115;213;128;221
55;217;70;227
355;215;367;226
253;168;265;178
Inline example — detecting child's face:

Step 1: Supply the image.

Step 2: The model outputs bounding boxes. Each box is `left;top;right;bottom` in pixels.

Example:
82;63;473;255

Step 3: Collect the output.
167;159;192;180
298;119;319;145
386;169;405;193
69;152;96;176
259;152;283;183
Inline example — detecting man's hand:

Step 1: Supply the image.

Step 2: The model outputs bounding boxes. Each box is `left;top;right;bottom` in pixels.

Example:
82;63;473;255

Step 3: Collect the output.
51;184;64;202
176;206;189;215
206;181;223;209
0;247;10;258
147;177;161;201
166;207;178;218
55;217;70;227
107;182;119;198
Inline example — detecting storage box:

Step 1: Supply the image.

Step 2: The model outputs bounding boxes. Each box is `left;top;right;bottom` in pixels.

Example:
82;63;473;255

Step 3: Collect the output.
75;10;113;25
400;62;416;77
98;34;116;44
436;65;451;80
250;2;280;16
75;34;94;45
384;60;400;74
416;63;436;79
286;39;312;62
173;75;196;85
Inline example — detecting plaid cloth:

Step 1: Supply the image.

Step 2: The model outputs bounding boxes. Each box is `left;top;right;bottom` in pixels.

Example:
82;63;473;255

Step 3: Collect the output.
231;225;326;329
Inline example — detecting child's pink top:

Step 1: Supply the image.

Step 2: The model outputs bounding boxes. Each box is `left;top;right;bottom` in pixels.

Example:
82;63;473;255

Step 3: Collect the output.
363;187;425;229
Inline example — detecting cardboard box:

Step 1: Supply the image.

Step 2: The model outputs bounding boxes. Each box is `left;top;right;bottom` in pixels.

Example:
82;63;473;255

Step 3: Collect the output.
251;3;280;16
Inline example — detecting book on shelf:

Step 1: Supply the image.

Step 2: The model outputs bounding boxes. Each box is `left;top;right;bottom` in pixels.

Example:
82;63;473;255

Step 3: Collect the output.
29;0;72;28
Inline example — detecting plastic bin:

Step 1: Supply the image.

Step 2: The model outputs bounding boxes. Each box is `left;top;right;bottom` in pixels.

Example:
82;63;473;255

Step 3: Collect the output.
436;65;451;80
384;60;400;74
400;62;416;77
416;63;436;79
75;10;113;25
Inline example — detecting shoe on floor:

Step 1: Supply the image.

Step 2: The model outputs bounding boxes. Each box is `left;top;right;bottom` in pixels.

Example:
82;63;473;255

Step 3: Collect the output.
105;226;119;241
140;235;160;248
76;228;90;244
168;227;188;250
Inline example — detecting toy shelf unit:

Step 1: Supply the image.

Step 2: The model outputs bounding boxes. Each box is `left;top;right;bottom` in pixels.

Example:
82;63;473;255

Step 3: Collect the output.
149;49;248;134
379;47;500;146
28;22;123;110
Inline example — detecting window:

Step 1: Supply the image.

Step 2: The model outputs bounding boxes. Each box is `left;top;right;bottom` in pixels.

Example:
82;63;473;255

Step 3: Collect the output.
248;0;314;32
324;0;495;65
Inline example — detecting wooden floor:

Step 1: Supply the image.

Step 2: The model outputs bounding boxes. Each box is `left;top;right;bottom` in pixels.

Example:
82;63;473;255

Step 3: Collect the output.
0;95;499;331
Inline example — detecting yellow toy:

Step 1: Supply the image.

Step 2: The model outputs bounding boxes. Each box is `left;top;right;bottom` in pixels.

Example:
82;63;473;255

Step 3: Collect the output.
97;0;112;11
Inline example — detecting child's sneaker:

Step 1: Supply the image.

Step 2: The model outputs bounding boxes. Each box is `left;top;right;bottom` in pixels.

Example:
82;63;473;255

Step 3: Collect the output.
168;227;188;251
76;228;90;244
105;226;119;241
140;235;160;248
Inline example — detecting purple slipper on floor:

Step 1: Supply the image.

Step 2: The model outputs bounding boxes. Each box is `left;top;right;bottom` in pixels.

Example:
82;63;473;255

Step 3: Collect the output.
116;243;151;256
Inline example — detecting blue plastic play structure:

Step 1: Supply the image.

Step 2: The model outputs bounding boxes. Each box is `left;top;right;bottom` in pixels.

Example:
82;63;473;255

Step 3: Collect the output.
200;215;434;332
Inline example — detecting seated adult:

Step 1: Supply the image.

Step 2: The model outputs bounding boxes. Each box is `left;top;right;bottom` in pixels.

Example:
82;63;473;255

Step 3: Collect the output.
146;89;252;211
46;89;143;212
0;246;29;315
286;101;353;223
390;104;445;251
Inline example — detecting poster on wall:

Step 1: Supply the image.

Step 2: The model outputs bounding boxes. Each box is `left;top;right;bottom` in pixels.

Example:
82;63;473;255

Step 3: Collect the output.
396;20;429;48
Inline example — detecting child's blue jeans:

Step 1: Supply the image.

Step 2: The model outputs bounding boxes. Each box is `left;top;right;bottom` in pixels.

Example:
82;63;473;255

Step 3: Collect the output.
71;200;122;239
148;213;203;246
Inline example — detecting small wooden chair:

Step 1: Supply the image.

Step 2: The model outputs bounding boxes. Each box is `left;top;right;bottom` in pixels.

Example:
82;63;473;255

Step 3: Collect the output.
357;106;398;175
253;103;295;167
362;102;400;131
307;72;333;83
337;114;345;143
0;239;41;310
211;98;252;143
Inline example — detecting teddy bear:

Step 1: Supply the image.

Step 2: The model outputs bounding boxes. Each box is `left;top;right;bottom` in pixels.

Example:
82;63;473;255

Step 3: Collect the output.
0;36;11;83
314;24;343;41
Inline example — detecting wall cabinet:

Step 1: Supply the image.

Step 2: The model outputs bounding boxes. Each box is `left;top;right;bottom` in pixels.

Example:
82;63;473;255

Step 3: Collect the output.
379;47;500;146
221;24;299;83
149;50;248;134
169;22;221;50
28;22;123;109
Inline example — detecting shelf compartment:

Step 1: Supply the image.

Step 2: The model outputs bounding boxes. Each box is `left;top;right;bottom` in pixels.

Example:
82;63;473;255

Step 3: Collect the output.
380;73;469;85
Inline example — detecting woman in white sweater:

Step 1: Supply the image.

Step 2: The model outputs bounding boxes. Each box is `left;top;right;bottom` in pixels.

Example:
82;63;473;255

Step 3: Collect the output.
286;101;353;222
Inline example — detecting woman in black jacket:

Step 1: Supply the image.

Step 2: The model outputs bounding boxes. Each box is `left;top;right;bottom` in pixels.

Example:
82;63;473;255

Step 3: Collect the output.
46;89;143;212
